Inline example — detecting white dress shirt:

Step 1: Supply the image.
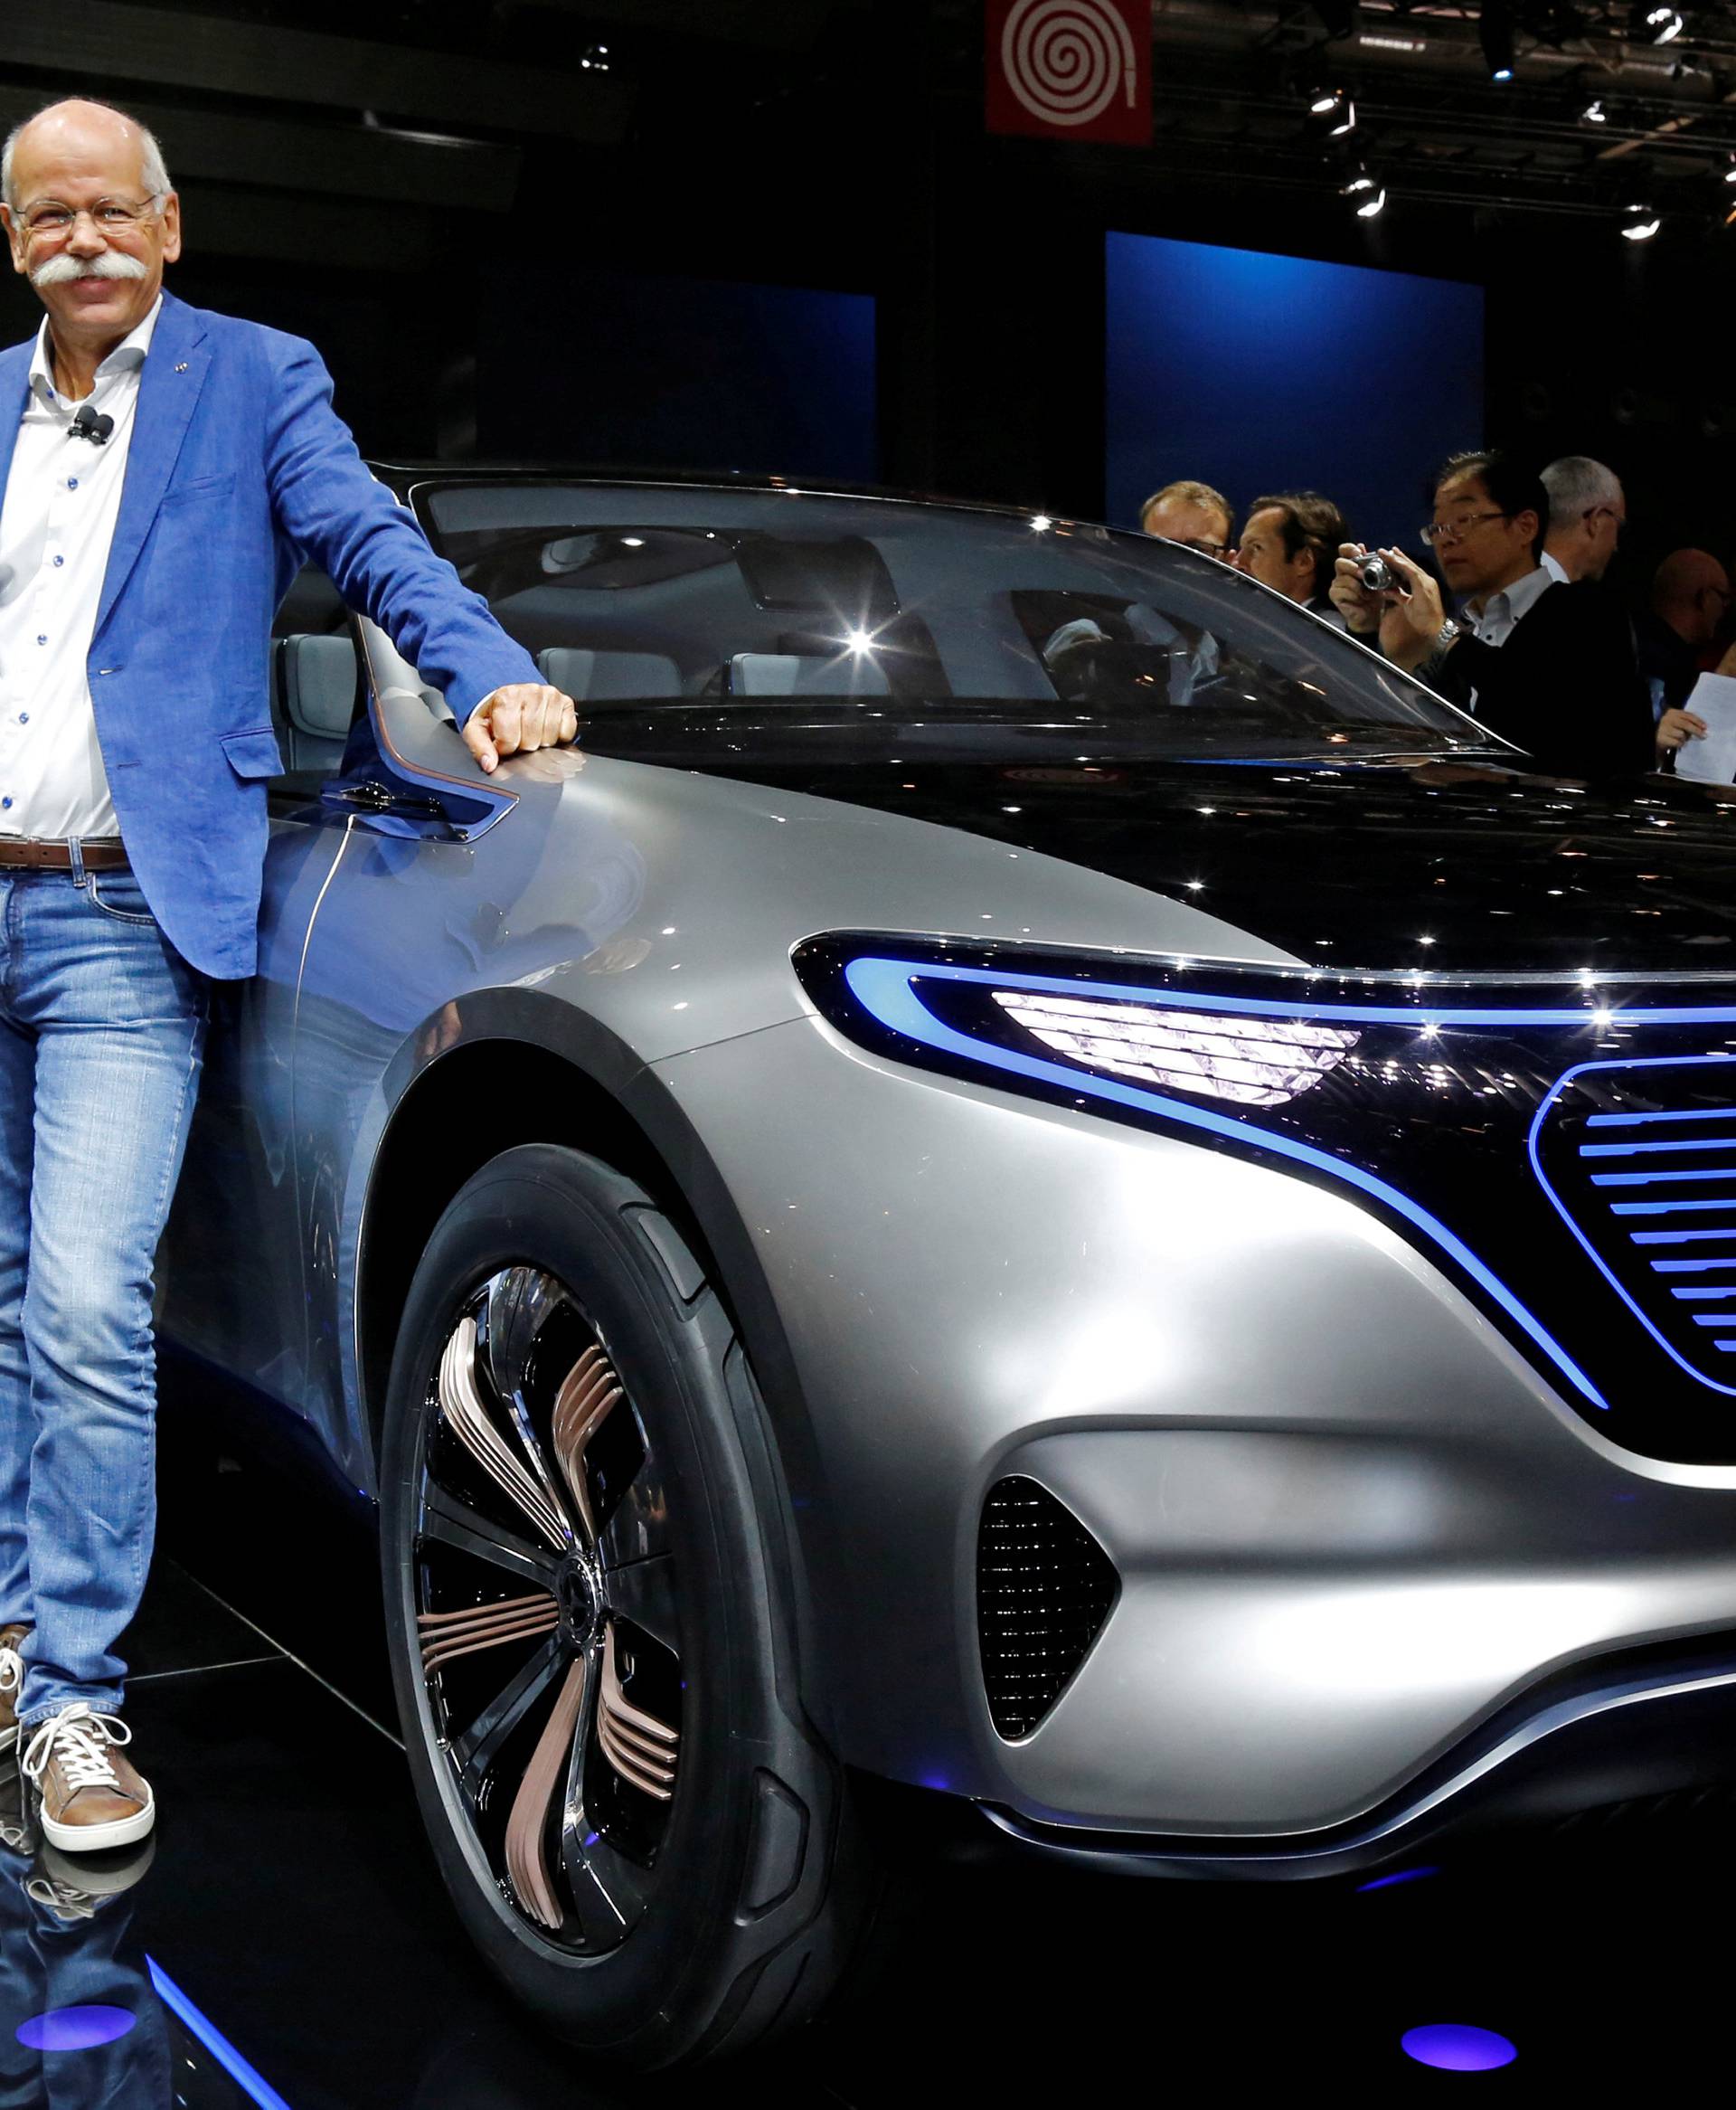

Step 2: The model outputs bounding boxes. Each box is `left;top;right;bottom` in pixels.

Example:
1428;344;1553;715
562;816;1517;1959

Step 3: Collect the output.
1540;550;1569;585
1460;563;1554;648
0;296;162;839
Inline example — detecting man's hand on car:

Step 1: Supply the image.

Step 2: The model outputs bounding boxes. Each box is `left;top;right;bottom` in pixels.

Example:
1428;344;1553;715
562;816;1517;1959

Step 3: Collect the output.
464;684;580;773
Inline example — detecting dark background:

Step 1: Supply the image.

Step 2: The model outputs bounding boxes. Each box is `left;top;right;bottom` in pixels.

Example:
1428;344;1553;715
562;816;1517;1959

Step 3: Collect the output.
0;0;1730;590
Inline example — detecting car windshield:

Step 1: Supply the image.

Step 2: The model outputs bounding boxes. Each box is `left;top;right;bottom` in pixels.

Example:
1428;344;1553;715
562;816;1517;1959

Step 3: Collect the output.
417;480;1491;767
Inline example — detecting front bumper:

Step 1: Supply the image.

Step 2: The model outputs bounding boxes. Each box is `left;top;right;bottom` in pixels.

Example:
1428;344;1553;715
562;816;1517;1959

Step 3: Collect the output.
654;1002;1736;1843
982;1635;1736;1879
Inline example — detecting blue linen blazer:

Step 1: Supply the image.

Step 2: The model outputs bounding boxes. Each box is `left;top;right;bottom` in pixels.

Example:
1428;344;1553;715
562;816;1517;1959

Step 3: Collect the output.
0;289;540;979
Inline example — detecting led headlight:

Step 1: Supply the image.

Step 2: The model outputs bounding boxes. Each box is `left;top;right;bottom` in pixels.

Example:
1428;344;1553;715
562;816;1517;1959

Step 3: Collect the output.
991;989;1359;1106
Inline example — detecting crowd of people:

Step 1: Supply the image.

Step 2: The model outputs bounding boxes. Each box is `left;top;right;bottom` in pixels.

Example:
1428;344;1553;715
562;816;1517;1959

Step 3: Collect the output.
1137;457;1736;781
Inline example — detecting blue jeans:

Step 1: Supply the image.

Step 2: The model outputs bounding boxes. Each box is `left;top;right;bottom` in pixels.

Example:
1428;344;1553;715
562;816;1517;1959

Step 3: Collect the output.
0;866;207;1728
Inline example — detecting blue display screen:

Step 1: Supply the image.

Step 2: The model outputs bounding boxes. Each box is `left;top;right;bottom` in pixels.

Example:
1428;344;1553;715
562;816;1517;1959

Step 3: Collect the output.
1104;232;1486;552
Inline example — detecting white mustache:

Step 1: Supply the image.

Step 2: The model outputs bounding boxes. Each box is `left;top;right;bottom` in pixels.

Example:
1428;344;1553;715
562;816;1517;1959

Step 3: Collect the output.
30;251;148;289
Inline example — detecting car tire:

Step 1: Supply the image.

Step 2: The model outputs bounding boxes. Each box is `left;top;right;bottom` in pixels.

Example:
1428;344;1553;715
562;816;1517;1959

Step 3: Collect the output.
380;1142;863;2067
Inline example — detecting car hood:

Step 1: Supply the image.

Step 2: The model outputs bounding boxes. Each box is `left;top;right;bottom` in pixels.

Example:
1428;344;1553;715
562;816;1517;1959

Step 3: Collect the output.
690;752;1736;977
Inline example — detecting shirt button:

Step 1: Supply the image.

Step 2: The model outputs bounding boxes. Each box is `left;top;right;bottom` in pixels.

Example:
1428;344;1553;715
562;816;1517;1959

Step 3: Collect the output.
66;477;78;490
35;635;46;647
52;554;63;568
17;714;27;724
2;799;11;810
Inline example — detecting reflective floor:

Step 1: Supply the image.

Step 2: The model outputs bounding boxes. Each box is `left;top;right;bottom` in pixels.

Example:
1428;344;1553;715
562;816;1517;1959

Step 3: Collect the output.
5;1427;1731;2105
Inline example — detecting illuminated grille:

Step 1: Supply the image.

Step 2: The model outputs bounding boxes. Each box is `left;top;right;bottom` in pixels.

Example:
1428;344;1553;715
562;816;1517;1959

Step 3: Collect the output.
1533;1057;1736;1391
977;1477;1118;1740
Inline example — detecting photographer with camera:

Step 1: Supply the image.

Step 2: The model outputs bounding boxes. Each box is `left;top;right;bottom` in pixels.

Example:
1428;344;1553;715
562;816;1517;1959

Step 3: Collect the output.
1330;449;1654;779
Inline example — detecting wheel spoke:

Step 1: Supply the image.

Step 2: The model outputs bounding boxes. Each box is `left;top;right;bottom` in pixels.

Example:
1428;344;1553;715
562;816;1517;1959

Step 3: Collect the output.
483;1265;566;1408
561;1828;648;1945
419;1480;560;1593
504;1655;588;1932
418;1590;560;1677
596;1621;679;1802
551;1342;626;1546
482;1268;584;1547
560;1698;648;1946
451;1632;565;1799
438;1316;571;1553
601;1553;680;1653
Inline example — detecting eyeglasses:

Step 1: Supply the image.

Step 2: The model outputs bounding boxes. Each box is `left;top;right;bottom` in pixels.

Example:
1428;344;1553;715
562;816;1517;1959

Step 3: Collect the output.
1174;536;1230;558
1420;510;1512;547
1583;505;1627;535
12;194;164;242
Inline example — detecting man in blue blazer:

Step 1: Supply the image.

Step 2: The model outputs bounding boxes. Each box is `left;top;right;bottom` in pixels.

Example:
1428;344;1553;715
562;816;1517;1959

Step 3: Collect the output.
0;97;577;1852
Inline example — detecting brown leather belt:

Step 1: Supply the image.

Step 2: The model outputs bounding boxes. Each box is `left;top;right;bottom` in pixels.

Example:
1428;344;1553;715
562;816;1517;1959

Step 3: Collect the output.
0;837;129;871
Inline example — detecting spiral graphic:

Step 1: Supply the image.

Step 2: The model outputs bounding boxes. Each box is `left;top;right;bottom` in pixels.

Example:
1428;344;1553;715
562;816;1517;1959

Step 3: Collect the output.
1001;0;1137;129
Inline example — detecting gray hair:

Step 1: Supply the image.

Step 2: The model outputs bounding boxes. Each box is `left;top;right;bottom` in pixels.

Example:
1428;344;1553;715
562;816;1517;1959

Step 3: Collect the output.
1541;455;1624;519
2;98;171;212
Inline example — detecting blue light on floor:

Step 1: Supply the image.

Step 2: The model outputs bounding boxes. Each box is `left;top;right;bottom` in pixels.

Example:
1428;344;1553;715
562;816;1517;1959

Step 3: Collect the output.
146;1960;294;2110
1355;1865;1439;1893
15;2003;137;2050
1401;2023;1518;2071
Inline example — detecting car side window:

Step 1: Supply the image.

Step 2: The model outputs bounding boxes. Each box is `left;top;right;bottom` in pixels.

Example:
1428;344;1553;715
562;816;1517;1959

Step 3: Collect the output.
269;566;365;787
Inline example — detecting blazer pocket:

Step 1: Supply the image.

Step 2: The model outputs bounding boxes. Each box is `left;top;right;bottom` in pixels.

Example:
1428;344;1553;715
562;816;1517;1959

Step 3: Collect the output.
162;470;237;507
220;725;285;779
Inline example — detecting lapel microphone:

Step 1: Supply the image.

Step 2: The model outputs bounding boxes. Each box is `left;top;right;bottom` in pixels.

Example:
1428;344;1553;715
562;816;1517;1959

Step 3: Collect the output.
69;404;115;445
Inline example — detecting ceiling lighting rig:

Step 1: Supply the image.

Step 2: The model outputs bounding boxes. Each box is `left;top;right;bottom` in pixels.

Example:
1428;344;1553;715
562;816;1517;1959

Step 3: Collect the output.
1153;1;1736;238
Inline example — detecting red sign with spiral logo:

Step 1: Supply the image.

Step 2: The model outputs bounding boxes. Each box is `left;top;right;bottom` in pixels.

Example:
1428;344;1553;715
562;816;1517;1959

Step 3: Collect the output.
986;0;1150;146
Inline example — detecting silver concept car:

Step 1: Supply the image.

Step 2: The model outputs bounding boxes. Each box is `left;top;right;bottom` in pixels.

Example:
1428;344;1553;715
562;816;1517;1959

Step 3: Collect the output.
158;472;1736;2066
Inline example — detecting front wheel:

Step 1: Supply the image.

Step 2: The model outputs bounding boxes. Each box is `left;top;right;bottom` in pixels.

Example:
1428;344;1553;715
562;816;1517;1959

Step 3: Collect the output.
380;1144;860;2066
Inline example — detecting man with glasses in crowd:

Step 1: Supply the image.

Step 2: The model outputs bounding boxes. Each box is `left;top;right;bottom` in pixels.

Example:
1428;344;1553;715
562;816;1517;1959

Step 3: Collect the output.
1330;449;1653;777
1540;456;1627;585
1138;479;1234;559
0;97;579;1858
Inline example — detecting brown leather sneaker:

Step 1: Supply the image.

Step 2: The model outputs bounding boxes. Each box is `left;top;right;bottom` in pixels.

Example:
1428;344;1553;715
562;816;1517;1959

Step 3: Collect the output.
20;1706;155;1853
0;1624;26;1754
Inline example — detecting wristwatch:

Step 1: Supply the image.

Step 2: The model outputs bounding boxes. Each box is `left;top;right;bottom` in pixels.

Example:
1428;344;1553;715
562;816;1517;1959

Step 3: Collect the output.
1435;617;1462;653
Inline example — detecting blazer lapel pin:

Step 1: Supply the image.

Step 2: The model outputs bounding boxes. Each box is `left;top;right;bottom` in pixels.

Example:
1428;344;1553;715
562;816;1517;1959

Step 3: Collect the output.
175;362;189;373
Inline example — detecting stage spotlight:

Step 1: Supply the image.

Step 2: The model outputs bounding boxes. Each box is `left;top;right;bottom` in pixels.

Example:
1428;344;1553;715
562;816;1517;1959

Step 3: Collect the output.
1629;3;1684;42
1479;3;1517;80
1620;202;1661;240
1343;169;1388;217
1304;83;1358;136
1581;95;1607;122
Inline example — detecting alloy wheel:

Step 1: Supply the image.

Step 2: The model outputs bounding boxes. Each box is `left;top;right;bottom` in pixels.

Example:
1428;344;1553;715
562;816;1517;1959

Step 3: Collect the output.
410;1264;684;1951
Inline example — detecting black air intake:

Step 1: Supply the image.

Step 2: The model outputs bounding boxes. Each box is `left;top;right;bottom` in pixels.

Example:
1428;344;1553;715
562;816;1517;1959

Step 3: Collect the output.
977;1476;1119;1741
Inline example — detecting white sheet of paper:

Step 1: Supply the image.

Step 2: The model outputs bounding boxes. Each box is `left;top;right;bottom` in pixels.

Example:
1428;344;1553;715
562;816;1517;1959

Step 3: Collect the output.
1674;672;1736;784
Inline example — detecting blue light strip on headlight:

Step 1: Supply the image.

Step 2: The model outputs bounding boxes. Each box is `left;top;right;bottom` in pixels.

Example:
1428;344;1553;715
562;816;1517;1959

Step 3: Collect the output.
878;960;1736;1031
842;953;1616;1411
